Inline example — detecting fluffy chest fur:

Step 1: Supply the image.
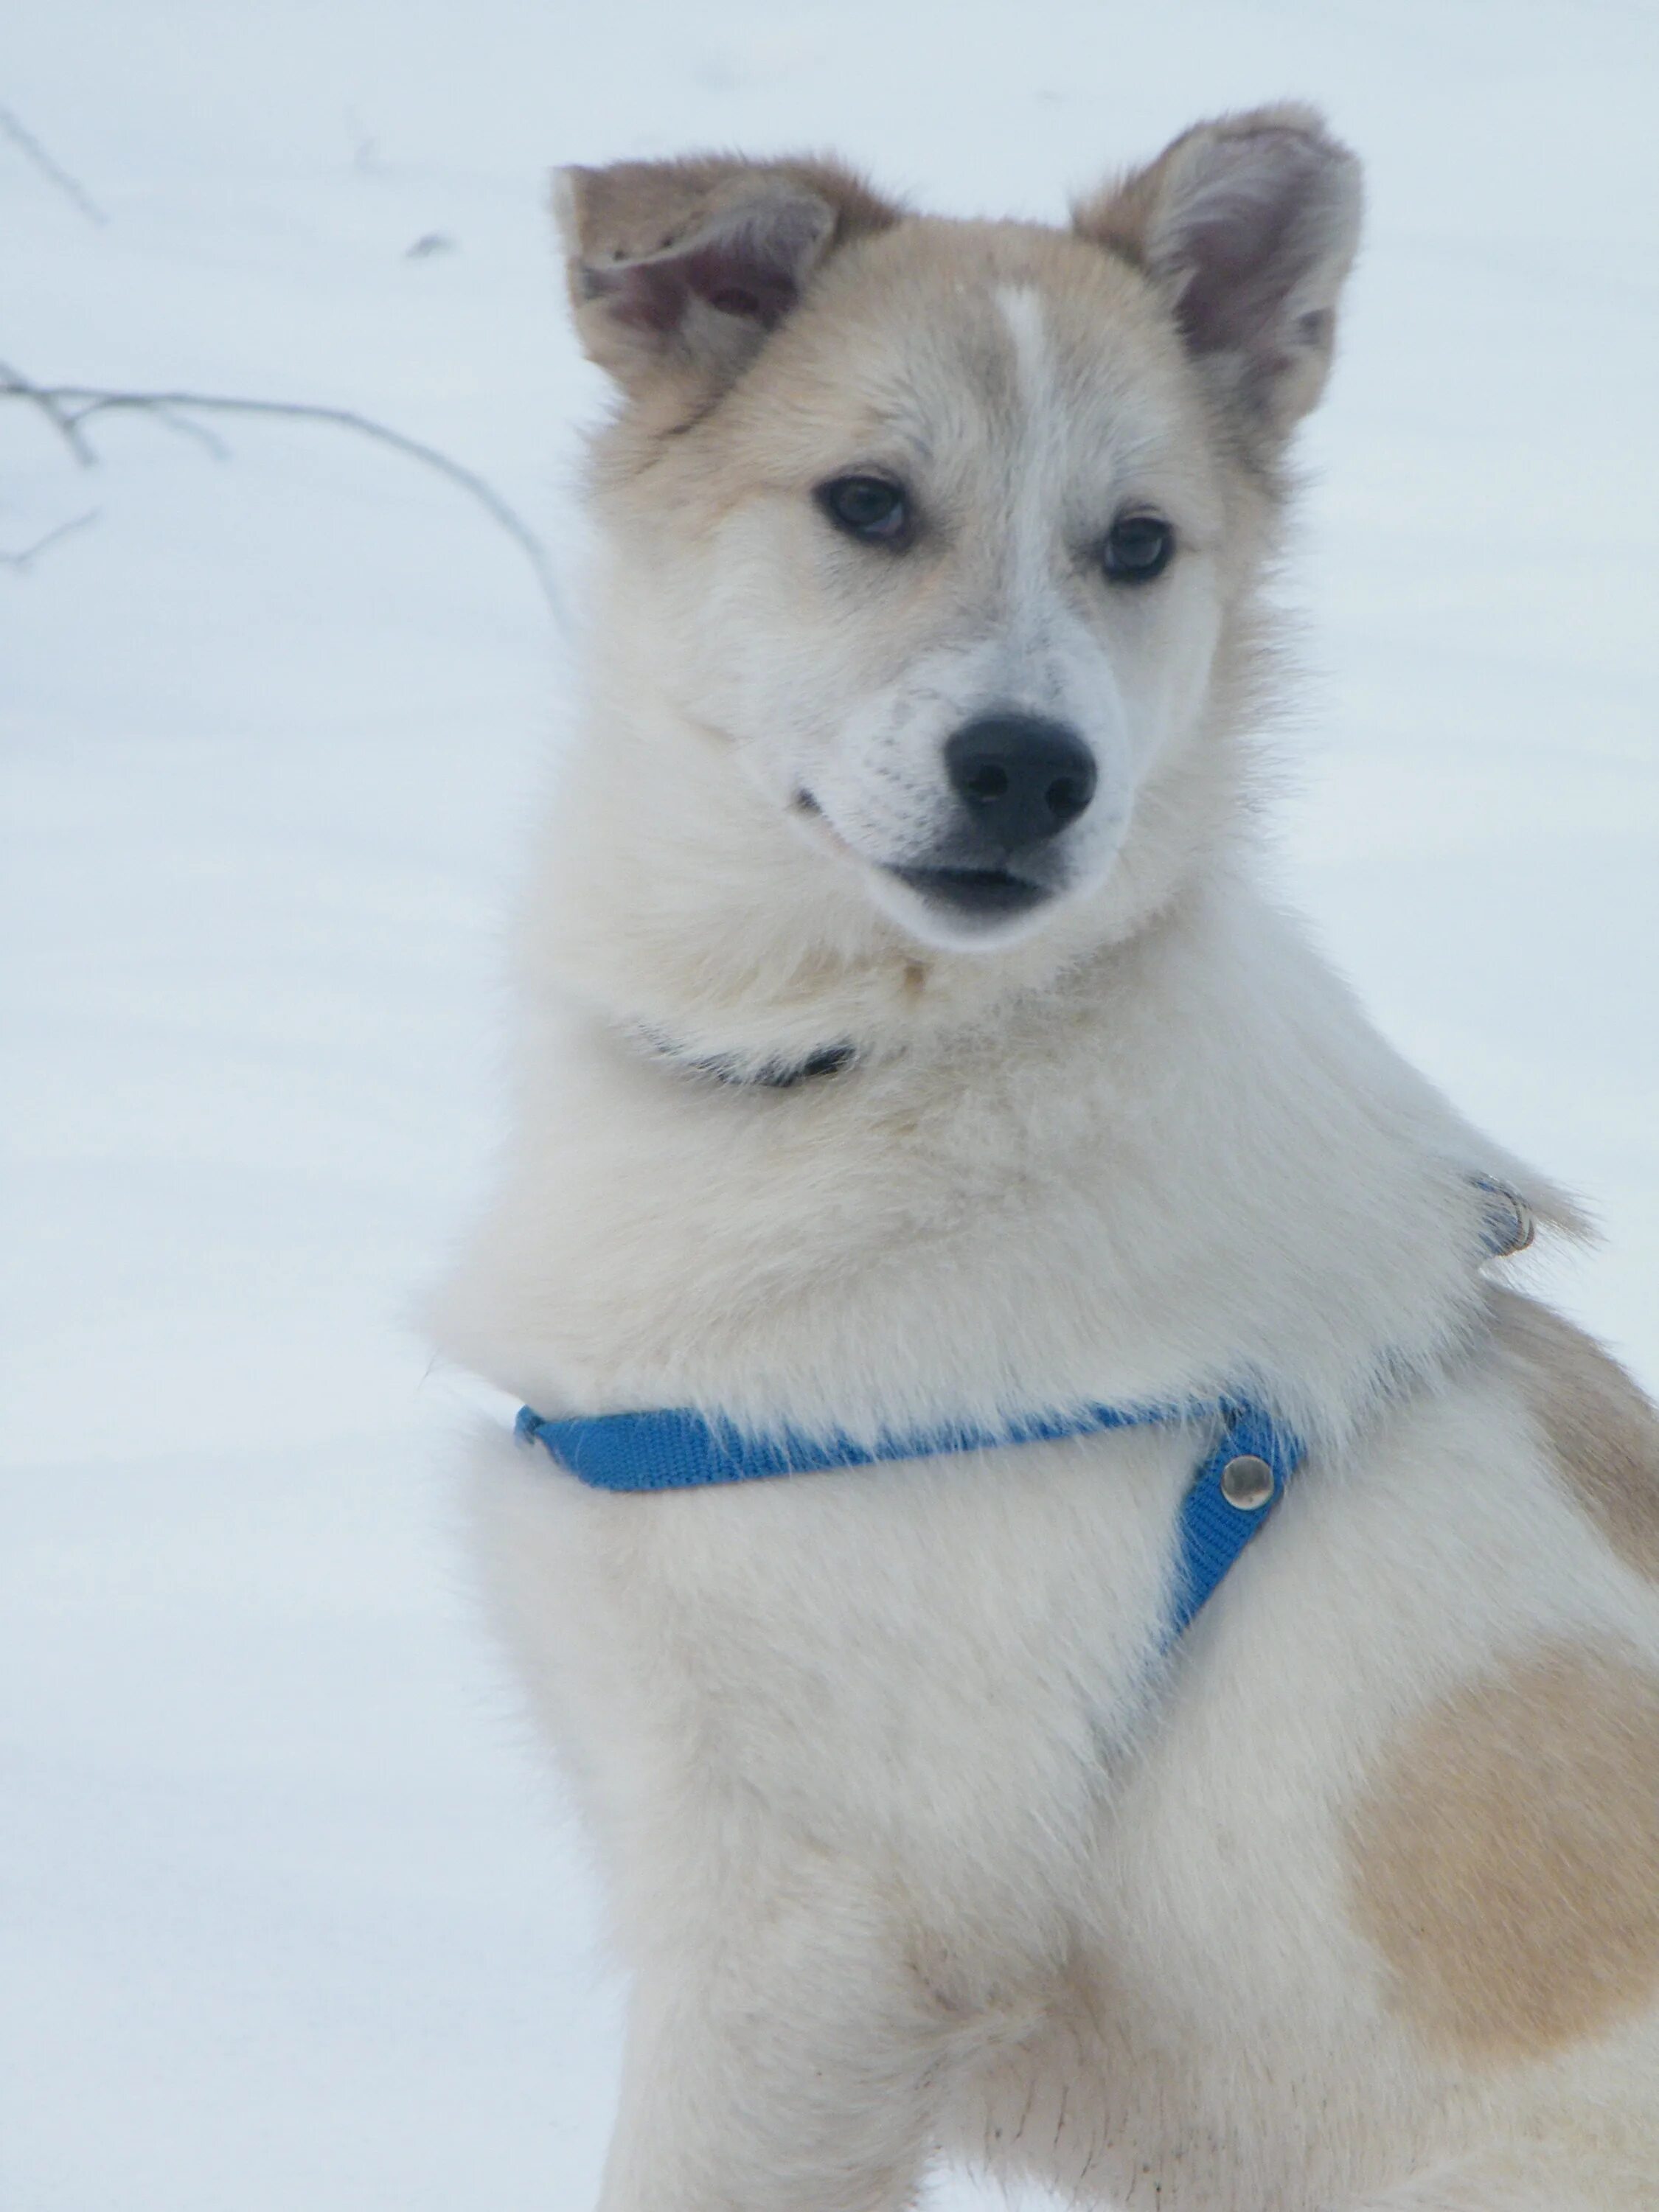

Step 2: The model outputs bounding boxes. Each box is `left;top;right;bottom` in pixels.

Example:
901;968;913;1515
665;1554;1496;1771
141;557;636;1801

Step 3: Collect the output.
437;873;1540;1444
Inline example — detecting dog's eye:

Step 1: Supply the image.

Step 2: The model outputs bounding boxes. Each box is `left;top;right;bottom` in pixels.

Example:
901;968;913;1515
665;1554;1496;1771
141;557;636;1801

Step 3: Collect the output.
1102;513;1175;583
816;475;911;547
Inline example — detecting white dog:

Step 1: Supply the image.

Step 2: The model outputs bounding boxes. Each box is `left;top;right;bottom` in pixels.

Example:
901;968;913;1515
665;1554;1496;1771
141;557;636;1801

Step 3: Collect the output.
431;108;1659;2209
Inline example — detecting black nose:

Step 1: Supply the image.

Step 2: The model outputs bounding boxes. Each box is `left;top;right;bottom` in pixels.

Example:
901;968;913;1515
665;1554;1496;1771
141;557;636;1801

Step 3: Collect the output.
943;715;1096;849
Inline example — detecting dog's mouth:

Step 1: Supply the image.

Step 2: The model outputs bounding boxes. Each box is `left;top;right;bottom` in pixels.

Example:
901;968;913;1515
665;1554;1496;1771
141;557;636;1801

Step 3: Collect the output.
886;863;1051;923
790;790;1067;943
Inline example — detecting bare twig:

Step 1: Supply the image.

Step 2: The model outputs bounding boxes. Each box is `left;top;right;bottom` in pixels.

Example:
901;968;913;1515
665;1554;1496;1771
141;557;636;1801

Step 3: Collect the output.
0;371;566;627
0;108;108;226
0;509;100;572
0;357;97;466
111;399;232;460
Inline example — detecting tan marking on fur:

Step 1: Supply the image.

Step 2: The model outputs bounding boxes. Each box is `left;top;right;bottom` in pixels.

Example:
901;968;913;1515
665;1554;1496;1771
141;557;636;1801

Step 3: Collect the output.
1347;1638;1659;2061
1493;1290;1659;1584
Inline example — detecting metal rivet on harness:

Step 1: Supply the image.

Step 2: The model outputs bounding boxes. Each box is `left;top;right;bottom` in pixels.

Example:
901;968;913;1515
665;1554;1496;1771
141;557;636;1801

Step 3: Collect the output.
1219;1453;1276;1511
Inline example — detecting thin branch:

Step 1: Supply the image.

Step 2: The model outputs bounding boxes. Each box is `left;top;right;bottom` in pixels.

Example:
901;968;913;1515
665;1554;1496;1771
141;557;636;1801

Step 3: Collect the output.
0;358;97;466
0;374;567;628
80;397;232;460
0;509;100;572
0;108;108;226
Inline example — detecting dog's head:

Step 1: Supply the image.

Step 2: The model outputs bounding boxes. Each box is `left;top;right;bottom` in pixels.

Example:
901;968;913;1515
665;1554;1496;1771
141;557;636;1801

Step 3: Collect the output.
557;111;1360;959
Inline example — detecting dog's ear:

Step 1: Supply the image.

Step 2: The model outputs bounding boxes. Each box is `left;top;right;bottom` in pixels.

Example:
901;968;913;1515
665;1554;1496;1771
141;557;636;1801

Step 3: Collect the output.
1074;105;1362;445
554;156;901;400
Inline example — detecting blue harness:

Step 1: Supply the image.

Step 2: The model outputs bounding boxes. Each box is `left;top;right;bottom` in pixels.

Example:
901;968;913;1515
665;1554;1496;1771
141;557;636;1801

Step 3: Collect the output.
514;1396;1298;1640
515;1178;1532;1644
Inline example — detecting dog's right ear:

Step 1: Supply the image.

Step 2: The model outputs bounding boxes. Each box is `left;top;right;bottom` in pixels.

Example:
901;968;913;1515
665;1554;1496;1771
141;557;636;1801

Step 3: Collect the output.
554;156;900;400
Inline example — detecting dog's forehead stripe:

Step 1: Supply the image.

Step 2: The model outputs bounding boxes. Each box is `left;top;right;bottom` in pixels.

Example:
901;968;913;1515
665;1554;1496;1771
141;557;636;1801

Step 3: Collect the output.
990;281;1074;633
994;283;1051;415
985;277;1171;517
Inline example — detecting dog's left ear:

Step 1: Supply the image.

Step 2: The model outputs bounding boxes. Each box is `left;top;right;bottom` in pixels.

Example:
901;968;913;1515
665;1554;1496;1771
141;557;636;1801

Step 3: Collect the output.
1074;105;1363;446
554;155;901;402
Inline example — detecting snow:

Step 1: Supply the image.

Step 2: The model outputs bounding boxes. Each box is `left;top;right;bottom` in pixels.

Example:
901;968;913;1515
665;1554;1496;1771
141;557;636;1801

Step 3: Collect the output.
3;2;1655;2203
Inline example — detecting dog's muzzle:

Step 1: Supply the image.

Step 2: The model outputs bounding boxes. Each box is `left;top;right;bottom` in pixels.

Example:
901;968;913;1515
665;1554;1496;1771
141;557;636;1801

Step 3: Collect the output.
889;713;1096;922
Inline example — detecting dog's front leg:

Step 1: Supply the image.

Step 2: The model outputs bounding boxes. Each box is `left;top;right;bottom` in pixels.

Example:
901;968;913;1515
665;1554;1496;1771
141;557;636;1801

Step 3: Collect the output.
596;1861;950;2212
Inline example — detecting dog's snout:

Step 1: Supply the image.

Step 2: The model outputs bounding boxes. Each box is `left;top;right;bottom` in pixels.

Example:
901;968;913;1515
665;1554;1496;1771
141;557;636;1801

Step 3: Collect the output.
944;716;1096;849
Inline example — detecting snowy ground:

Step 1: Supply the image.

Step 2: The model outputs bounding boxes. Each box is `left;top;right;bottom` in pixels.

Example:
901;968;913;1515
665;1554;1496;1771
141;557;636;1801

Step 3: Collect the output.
3;3;1656;2205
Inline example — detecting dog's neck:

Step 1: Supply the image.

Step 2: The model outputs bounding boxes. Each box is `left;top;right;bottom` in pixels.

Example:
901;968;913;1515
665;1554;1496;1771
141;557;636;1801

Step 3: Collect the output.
437;678;1574;1446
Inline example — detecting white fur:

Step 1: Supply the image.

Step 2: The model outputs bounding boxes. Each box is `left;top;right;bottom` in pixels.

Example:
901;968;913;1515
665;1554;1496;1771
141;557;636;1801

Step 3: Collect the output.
431;131;1659;2212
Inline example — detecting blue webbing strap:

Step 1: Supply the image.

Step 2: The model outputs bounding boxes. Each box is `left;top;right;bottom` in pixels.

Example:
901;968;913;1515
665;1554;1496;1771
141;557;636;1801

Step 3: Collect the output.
1166;1400;1300;1638
514;1393;1303;1638
515;1397;1169;1489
